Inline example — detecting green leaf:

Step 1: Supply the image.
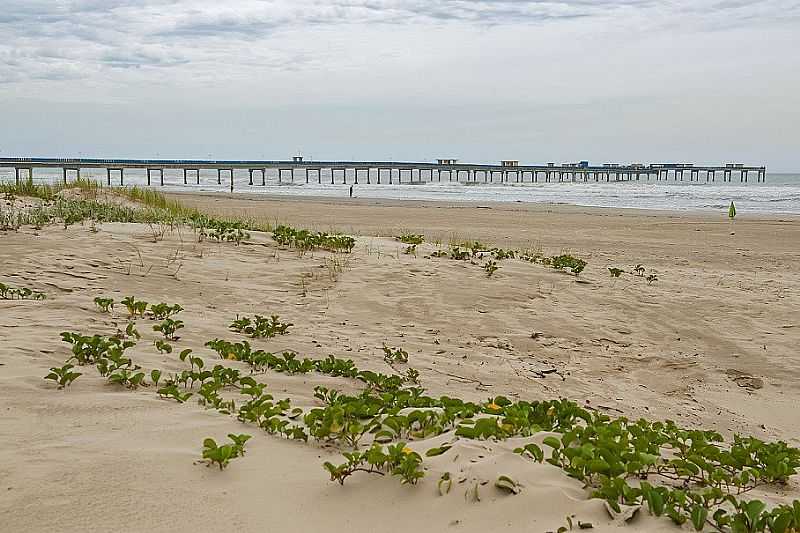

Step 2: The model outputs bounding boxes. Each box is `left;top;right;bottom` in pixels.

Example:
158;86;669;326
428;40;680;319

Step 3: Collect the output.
426;445;452;457
646;490;665;517
495;475;521;495
691;505;708;531
543;436;562;449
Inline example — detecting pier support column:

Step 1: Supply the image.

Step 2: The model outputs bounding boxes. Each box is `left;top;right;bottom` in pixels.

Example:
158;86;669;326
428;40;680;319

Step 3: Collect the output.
248;169;253;186
230;170;234;193
217;169;221;185
147;169;151;186
160;169;164;186
62;168;67;185
120;169;124;186
107;168;111;186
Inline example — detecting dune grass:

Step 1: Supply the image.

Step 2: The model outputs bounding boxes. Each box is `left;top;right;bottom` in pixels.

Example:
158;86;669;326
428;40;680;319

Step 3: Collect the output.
0;178;276;233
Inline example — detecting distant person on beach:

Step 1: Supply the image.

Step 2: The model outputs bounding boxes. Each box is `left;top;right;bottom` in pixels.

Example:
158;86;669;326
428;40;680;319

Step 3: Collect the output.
349;185;354;198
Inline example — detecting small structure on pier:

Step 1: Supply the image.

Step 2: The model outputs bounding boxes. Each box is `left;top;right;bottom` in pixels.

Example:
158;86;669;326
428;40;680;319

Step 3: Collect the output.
501;160;519;167
437;158;458;165
293;155;304;162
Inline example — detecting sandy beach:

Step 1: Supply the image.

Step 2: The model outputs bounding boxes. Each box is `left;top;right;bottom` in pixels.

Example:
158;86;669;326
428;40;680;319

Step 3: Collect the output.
2;192;799;533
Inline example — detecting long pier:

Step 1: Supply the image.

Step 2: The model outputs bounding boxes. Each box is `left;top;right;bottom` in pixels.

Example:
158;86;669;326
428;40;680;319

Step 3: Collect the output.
0;158;767;191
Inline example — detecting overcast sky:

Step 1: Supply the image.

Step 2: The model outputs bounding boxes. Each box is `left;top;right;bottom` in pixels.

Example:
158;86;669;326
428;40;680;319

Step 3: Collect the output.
1;1;798;170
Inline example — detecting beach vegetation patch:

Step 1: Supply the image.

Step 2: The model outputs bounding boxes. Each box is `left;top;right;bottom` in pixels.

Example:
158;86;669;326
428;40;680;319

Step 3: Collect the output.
148;302;183;320
323;442;424;485
201;434;251;470
93;297;114;312
44;363;82;389
229;314;292;339
550;254;587;275
397;233;424;245
0;282;46;300
382;344;409;365
153;318;184;340
484;259;500;277
121;296;148;318
273;224;355;253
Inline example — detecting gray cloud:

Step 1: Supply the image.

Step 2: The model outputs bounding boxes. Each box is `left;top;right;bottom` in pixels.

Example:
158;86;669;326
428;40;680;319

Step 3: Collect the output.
2;0;797;82
0;0;798;169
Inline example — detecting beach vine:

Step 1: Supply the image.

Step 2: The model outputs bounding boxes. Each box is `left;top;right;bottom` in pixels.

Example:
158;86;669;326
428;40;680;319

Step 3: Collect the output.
40;295;800;532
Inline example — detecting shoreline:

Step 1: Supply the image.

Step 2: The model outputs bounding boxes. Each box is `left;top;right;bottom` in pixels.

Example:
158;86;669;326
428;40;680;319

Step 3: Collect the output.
166;190;800;222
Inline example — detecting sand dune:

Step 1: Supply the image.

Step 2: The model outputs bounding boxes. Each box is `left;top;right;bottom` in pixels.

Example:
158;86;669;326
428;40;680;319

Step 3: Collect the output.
2;196;799;532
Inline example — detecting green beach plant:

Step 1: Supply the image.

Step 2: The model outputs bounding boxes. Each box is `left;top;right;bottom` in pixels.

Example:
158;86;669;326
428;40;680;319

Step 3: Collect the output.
148;302;183;320
93;297;114;313
44;363;82;389
201;434;251;470
229;314;292;339
121;296;147;318
154;339;173;354
484;259;500;277
153;318;184;340
382;344;409;365
608;268;624;278
0;282;46;300
550;254;587;275
323;442;424;485
397;233;424;245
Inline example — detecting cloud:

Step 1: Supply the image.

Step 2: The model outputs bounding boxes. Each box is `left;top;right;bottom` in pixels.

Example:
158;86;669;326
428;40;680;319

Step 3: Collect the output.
0;0;798;171
1;0;796;85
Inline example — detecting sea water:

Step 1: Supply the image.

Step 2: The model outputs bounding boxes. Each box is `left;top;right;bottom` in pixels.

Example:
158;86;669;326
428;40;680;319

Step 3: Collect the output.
2;168;799;215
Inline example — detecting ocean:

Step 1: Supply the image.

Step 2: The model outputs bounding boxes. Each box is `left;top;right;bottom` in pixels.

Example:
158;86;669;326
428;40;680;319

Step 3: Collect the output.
2;168;799;215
